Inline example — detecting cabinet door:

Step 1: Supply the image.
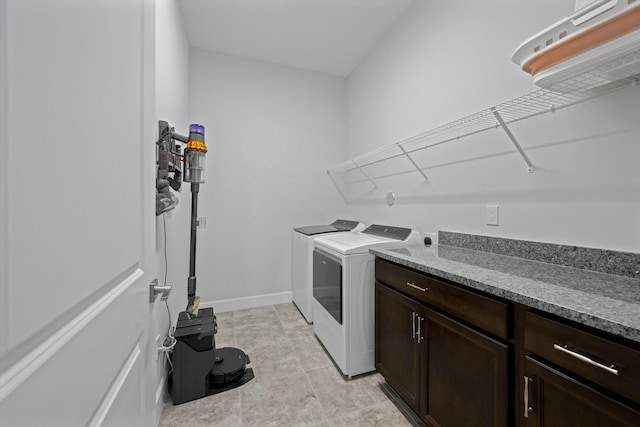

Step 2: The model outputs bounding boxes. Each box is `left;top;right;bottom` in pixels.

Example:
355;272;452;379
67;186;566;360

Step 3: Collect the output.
423;309;509;427
375;282;422;411
523;357;640;427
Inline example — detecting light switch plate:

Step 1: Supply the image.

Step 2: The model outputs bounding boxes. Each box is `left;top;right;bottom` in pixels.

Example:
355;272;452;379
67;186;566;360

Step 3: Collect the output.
486;205;499;226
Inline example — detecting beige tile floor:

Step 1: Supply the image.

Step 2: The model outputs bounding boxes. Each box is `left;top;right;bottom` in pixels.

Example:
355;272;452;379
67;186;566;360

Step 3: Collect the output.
160;303;425;426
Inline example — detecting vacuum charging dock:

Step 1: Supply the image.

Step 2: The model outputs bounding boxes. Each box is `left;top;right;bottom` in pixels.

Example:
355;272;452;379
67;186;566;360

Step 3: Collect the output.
170;307;254;405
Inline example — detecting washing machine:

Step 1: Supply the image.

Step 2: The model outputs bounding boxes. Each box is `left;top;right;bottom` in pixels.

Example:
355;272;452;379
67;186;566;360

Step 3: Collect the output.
291;219;365;323
312;224;423;377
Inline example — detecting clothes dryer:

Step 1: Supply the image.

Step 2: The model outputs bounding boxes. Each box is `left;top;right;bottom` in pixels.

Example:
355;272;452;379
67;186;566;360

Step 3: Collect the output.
291;219;365;323
312;224;422;377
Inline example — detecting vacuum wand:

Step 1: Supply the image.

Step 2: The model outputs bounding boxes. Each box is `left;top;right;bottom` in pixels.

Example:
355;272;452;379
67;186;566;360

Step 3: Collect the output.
183;124;207;319
168;123;255;405
186;183;199;311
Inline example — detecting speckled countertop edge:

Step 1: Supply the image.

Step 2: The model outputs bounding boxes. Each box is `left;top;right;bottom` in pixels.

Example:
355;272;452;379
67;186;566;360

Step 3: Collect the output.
371;244;640;344
439;230;640;279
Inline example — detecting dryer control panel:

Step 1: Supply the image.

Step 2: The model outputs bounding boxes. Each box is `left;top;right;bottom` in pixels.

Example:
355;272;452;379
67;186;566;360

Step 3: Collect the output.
362;224;412;240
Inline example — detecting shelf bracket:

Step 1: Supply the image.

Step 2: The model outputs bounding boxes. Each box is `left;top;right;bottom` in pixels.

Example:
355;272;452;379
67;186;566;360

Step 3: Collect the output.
491;107;534;173
353;159;377;188
397;143;428;182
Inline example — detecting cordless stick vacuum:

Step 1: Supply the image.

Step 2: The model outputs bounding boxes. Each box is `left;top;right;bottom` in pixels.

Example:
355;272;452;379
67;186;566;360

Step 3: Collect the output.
170;124;254;405
183;124;206;320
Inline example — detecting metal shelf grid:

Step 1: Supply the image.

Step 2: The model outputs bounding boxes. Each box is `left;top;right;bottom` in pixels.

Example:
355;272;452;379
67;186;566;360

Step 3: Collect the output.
328;48;640;186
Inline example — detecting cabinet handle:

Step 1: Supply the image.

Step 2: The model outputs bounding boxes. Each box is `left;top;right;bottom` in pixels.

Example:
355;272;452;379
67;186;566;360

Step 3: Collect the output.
406;282;427;292
417;316;423;343
412;312;417;339
524;376;533;418
553;344;619;376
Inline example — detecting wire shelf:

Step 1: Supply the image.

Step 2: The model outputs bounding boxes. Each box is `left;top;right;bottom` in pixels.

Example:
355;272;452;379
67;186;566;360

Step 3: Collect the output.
328;49;640;186
545;49;640;93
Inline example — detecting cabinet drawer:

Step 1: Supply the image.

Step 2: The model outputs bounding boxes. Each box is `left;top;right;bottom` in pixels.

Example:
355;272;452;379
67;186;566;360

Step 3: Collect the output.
376;258;431;302
524;312;640;404
375;259;508;339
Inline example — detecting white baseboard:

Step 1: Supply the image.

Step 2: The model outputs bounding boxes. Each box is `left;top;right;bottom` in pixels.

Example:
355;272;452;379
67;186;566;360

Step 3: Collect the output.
201;291;292;313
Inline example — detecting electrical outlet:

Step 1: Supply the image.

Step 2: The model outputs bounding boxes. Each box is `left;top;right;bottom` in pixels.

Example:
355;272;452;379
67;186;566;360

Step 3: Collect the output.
424;232;437;245
486;205;499;226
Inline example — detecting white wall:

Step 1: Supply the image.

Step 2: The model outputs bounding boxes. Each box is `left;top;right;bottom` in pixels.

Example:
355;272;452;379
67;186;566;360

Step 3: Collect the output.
153;0;191;413
157;0;190;126
0;0;8;356
343;0;640;252
188;49;347;310
154;0;191;356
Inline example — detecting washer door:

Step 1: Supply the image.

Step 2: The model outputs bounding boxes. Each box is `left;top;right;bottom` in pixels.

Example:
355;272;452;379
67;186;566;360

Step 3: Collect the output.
313;249;343;324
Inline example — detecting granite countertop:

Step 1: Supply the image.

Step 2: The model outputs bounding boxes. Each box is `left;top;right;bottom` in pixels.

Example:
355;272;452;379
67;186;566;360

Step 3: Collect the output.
371;244;640;344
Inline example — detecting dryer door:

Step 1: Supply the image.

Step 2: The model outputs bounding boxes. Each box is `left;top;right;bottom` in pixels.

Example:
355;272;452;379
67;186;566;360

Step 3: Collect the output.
313;249;343;324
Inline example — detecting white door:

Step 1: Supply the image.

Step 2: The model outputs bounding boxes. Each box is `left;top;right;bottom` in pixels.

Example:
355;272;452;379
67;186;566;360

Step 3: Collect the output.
0;1;160;426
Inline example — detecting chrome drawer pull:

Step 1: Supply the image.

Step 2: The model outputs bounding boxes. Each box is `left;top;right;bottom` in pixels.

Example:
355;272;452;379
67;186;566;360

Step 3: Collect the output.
553;344;619;376
524;376;533;418
406;282;427;292
412;312;417;339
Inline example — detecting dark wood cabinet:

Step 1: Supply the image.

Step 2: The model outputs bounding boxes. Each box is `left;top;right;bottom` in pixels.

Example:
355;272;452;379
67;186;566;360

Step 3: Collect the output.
523;356;640;426
375;258;640;427
375;258;508;340
523;312;640;404
521;312;640;426
424;309;508;427
375;282;423;411
375;259;509;426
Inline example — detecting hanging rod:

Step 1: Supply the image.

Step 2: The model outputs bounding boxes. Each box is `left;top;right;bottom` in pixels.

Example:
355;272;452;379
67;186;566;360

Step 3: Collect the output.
332;76;636;176
326;46;640;201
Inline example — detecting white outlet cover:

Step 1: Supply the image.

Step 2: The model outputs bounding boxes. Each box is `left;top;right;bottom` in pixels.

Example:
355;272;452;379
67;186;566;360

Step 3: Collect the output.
486;205;499;226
